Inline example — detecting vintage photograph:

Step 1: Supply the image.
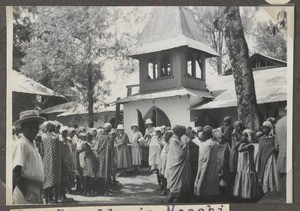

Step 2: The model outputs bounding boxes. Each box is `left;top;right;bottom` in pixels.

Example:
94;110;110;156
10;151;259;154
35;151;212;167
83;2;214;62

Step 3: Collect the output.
7;5;292;206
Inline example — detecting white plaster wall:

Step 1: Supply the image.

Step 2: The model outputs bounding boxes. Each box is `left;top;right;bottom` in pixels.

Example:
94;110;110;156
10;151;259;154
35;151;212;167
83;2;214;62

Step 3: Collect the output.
123;96;193;133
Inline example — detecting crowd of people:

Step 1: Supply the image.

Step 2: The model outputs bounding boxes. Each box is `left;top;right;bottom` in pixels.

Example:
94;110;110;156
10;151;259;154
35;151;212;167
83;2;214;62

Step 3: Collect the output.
11;109;287;204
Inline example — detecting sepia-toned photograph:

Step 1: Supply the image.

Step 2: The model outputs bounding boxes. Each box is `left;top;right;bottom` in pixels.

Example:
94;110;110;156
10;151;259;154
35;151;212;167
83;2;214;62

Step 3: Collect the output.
5;5;293;207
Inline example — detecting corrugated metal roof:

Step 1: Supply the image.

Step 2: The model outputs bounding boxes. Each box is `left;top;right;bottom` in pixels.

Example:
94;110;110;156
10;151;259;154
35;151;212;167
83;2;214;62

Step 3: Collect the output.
191;67;287;110
117;87;213;103
57;103;120;117
40;102;75;114
11;70;64;97
249;53;287;65
129;7;219;58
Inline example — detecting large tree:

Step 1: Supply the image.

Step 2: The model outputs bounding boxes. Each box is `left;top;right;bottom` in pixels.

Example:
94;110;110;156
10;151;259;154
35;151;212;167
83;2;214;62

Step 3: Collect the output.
190;7;256;75
223;6;260;130
13;6;37;71
21;7;135;127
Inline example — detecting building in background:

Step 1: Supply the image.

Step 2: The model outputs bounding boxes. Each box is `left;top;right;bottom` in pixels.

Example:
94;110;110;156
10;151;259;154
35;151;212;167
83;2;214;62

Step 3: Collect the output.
117;7;287;133
40;101;123;128
191;53;287;128
117;6;219;133
11;70;65;123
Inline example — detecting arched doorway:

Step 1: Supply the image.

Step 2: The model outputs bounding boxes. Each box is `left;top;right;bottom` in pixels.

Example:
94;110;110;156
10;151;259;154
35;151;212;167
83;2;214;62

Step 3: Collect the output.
144;106;171;127
137;109;146;135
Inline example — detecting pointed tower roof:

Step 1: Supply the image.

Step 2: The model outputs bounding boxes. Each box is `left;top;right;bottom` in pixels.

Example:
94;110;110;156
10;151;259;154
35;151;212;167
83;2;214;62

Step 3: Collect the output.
129;6;219;58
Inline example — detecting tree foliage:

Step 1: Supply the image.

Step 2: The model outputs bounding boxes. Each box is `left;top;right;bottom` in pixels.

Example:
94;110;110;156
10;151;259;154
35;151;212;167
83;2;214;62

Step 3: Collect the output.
252;21;287;61
190;7;227;75
19;6;141;127
13;6;37;71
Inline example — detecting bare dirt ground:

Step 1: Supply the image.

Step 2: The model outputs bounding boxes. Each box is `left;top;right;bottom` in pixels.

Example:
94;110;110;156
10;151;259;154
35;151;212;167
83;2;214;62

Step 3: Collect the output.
65;171;168;205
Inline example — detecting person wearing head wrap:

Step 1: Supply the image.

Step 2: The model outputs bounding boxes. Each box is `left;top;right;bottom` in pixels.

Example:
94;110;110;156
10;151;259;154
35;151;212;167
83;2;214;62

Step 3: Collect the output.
40;121;61;204
59;126;74;201
196;126;203;134
184;126;199;202
66;127;82;194
228;121;245;194
108;129;118;186
214;131;230;200
78;131;95;196
223;116;234;147
95;122;112;195
267;117;276;136
129;124;145;171
159;130;173;195
91;128;97;139
165;125;190;203
53;121;62;135
255;121;279;194
149;127;165;189
233;129;261;200
194;126;219;202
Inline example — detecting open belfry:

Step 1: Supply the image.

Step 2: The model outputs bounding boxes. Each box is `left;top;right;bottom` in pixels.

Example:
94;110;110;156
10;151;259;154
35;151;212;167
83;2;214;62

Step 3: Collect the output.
118;6;219;132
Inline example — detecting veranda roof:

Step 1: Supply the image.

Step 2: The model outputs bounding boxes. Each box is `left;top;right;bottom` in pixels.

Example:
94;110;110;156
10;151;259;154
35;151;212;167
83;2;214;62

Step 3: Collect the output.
128;6;219;58
40;101;119;116
11;70;63;97
116;86;213;104
39;102;75;114
191;66;287;110
58;103;118;117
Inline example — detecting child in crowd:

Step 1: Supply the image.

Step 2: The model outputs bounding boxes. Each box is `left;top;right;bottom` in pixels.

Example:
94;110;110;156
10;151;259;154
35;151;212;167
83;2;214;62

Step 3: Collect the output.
78;132;95;196
214;131;230;201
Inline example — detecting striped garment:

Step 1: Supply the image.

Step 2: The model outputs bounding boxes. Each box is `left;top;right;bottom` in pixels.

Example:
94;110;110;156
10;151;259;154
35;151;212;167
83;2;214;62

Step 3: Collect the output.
255;136;276;183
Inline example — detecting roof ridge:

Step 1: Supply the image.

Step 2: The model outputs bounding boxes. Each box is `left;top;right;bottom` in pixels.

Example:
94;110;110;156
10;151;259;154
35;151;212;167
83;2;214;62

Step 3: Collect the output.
176;7;184;38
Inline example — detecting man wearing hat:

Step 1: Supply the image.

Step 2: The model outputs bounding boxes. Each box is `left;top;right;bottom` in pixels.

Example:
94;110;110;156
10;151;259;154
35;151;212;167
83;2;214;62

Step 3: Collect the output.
12;110;46;204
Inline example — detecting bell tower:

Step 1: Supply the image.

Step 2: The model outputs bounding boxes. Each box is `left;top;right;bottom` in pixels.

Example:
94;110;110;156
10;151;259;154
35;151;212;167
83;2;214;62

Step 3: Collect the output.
128;7;219;93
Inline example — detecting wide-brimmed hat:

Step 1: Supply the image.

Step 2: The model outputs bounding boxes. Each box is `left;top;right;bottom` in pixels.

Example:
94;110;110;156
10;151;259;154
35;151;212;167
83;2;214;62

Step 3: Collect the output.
14;110;46;129
145;119;153;125
131;123;138;130
117;124;125;130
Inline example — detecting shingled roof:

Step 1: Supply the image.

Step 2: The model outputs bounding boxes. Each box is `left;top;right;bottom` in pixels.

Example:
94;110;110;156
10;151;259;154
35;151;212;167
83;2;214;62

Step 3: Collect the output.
128;6;219;58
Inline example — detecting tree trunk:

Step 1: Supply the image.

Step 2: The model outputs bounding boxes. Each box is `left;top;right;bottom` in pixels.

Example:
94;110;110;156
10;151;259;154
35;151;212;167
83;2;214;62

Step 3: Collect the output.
216;56;223;75
87;64;94;128
223;7;260;131
216;30;223;75
115;97;121;128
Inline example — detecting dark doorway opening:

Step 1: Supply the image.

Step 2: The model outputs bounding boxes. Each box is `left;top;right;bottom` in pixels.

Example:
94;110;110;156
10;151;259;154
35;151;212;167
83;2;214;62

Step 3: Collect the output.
144;106;171;128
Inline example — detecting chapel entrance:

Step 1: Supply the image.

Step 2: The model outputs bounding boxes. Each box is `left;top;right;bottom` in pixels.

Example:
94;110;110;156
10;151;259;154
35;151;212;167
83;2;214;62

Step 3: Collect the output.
143;106;171;128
